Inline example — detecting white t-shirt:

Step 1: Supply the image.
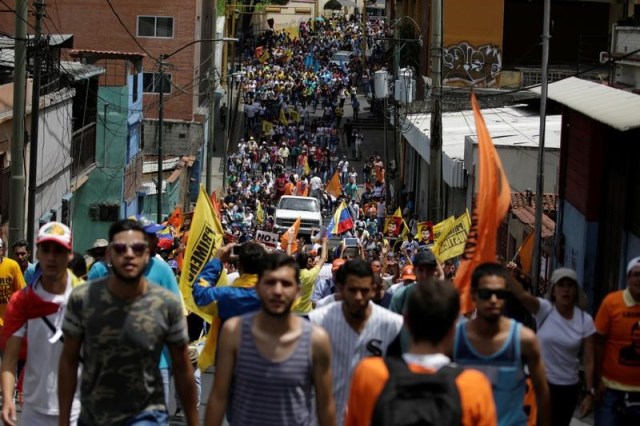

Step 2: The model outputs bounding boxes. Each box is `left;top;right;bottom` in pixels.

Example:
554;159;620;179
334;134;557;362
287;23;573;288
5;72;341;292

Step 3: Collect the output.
14;276;81;418
315;294;338;308
534;297;596;385
226;271;240;286
309;301;403;426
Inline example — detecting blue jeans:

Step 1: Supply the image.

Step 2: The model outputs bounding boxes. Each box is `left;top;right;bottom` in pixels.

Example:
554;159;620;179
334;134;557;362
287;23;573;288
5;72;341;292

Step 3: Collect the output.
125;410;169;425
160;368;171;409
175;366;202;409
80;411;168;426
595;388;640;426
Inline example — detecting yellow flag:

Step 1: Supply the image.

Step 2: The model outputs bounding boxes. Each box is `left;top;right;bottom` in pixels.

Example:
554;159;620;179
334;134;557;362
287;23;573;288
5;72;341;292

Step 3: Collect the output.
256;200;265;225
279;108;289;125
426;216;455;243
432;210;472;263
289;109;300;123
262;120;274;134
326;171;342;198
179;185;225;324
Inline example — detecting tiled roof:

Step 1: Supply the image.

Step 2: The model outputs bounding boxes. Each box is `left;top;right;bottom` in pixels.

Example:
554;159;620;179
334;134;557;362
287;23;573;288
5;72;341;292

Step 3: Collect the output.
511;192;557;213
511;206;555;239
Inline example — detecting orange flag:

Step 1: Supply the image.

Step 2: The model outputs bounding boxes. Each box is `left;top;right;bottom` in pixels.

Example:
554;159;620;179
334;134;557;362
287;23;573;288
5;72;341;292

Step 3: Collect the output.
210;191;221;219
517;231;535;276
166;207;183;232
280;217;301;253
454;92;511;314
326;170;342;198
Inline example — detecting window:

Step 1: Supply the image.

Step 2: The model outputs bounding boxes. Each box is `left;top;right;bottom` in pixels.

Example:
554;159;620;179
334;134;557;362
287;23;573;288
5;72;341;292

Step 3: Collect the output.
143;72;172;94
132;73;138;103
137;16;174;38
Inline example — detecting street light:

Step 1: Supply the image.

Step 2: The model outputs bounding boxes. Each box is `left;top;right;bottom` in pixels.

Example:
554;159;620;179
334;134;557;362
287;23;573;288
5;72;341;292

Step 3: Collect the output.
155;37;238;221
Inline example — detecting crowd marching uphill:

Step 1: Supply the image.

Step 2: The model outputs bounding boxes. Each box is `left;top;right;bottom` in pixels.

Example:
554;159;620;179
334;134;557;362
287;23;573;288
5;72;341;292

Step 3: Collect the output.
3;12;640;426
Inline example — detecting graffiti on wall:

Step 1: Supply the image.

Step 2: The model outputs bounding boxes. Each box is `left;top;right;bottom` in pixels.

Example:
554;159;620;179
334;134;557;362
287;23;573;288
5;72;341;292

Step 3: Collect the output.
443;42;502;86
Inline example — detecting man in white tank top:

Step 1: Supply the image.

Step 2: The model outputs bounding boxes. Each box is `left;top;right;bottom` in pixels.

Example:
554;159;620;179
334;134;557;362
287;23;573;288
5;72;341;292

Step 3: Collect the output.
206;253;336;426
309;259;403;426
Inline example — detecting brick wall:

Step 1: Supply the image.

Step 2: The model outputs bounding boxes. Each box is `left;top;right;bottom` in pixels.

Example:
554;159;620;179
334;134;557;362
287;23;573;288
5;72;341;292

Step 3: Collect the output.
0;0;212;122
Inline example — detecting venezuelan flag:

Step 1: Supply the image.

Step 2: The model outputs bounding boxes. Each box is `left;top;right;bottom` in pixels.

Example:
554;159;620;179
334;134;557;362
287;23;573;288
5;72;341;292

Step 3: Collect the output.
327;201;354;237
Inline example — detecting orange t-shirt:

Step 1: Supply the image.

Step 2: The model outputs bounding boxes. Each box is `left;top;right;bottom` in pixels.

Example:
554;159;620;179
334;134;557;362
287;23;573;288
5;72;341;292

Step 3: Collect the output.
284;182;295;196
345;357;497;426
594;289;640;389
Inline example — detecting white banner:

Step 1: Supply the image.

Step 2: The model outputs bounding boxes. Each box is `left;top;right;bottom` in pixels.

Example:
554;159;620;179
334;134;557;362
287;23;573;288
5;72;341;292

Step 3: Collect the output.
256;230;280;248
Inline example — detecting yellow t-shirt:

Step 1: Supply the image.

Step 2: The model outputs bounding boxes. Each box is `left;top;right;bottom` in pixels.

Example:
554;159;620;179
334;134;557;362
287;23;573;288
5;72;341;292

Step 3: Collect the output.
292;264;321;315
0;257;27;323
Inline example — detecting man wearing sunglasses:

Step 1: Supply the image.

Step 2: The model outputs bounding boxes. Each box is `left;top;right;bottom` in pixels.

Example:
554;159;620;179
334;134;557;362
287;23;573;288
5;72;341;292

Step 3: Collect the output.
453;262;550;426
58;219;198;426
88;215;182;409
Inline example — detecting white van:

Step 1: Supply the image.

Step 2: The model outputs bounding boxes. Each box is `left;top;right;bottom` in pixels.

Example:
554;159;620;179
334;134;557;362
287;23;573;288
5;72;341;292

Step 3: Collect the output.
274;196;323;236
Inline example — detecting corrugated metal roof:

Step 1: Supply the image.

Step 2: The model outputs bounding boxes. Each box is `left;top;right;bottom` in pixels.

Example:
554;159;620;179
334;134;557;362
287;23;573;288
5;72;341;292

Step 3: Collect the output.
405;107;562;188
530;77;640;131
60;61;105;81
69;49;146;60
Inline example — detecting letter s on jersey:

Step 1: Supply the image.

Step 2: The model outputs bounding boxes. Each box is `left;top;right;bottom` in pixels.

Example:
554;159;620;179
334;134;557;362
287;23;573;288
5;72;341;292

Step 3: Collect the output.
366;339;383;357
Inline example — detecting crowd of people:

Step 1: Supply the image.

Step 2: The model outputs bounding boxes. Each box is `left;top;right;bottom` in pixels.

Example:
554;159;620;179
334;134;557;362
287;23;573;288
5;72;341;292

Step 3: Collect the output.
0;215;638;426
0;13;637;426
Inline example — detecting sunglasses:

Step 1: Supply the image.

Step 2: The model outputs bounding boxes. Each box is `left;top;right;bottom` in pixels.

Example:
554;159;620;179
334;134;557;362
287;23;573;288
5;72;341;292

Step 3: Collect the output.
110;242;148;256
476;288;510;301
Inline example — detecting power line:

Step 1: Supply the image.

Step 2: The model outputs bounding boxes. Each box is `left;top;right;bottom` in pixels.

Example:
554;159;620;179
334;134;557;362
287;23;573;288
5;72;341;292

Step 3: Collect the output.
103;0;158;62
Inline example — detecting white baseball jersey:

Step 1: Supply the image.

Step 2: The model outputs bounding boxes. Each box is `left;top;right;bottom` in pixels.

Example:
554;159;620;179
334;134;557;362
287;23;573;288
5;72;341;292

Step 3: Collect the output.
309;301;403;426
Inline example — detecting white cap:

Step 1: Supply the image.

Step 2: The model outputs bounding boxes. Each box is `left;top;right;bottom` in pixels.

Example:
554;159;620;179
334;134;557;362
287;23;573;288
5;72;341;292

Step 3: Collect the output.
627;257;640;275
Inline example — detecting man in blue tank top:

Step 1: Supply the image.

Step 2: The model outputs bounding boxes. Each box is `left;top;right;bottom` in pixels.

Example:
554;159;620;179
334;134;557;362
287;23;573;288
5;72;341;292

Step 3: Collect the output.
453;262;551;426
205;252;336;426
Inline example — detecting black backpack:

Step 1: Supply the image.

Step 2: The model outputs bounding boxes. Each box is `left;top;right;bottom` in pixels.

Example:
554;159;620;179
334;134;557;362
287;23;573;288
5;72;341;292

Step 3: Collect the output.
372;357;463;426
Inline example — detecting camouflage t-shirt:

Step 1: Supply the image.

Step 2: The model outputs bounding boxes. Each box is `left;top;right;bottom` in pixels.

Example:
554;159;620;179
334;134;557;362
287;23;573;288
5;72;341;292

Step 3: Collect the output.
62;278;188;425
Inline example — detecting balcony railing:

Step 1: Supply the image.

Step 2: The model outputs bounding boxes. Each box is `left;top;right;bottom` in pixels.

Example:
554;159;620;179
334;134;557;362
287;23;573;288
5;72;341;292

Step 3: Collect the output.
71;122;96;175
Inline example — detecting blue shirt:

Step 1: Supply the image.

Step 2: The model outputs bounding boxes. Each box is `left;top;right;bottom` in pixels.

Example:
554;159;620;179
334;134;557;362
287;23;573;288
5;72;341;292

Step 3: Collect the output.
311;278;335;304
192;258;260;321
24;262;37;285
87;261;109;281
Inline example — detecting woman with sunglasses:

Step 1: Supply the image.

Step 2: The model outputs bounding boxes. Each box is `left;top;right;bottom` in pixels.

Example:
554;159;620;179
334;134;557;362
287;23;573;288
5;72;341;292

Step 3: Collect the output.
507;265;596;426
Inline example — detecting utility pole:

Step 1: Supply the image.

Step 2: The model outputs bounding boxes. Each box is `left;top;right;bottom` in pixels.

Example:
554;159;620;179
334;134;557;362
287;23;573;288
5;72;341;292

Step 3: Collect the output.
9;0;28;248
222;73;232;193
428;0;443;222
27;0;45;254
393;22;401;209
156;56;165;222
206;6;217;195
532;0;552;294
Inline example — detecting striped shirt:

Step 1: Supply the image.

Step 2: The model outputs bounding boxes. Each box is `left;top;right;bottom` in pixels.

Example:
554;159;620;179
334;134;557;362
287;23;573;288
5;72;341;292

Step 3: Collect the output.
230;312;314;426
309;301;403;425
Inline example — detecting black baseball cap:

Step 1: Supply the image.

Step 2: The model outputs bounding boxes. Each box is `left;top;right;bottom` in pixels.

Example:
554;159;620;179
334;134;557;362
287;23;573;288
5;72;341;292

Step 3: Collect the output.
413;251;437;267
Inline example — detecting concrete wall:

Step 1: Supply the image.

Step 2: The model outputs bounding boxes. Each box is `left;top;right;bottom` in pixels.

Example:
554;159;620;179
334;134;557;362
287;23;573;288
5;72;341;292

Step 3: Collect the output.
143;119;205;157
465;142;560;195
561;201;600;313
31;91;75;242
